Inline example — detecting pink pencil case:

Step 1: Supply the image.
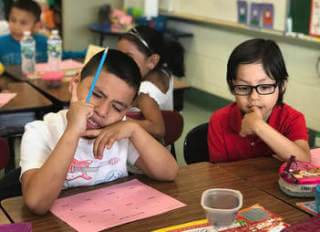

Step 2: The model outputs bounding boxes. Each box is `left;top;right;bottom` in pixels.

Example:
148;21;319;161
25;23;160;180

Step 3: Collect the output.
41;71;64;80
41;71;64;88
279;156;320;197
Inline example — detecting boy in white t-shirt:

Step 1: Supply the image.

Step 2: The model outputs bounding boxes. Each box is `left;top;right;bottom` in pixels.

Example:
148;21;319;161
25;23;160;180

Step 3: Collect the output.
20;49;178;215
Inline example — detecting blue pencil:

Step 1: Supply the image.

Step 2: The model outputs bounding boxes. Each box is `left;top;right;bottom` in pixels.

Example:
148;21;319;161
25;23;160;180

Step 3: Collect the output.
85;48;109;103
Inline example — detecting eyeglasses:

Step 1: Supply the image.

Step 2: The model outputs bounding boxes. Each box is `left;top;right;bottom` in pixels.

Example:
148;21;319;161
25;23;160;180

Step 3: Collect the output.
232;83;278;96
128;27;152;53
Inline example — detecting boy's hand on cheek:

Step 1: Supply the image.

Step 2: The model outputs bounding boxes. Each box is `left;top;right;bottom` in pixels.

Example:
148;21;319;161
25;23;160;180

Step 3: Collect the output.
239;106;263;137
93;121;136;159
82;128;102;138
66;83;94;136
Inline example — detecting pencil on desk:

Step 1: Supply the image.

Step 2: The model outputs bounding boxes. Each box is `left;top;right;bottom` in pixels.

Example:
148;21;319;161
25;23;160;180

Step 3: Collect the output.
86;48;109;103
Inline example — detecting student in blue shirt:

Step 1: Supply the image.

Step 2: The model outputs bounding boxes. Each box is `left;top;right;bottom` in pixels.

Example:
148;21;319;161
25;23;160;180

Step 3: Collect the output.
0;0;85;65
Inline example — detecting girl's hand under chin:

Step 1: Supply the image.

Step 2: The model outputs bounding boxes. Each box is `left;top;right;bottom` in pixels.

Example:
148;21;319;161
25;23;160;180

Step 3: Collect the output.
239;106;264;137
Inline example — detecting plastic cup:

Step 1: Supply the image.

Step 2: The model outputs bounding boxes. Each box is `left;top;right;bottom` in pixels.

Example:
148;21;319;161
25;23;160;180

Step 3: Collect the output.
201;188;243;229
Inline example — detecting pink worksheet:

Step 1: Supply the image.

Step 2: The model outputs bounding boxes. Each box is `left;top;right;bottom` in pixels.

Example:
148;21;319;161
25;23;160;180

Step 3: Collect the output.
50;179;186;232
36;59;83;73
0;93;16;107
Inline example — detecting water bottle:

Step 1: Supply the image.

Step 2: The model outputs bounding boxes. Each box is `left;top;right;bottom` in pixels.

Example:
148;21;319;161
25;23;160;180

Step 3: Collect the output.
20;31;35;74
47;29;62;71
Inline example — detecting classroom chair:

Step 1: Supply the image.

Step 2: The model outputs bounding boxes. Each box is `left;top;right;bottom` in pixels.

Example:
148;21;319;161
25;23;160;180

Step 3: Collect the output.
126;110;184;159
0;138;10;170
183;122;210;164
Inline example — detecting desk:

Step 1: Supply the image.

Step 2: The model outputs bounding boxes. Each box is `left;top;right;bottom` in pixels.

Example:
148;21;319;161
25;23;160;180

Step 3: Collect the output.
219;157;310;208
1;162;309;232
173;78;190;111
28;79;71;107
5;63;191;111
0;81;53;114
4;65;26;82
0;209;10;224
89;23;193;46
0;80;53;170
28;78;190;111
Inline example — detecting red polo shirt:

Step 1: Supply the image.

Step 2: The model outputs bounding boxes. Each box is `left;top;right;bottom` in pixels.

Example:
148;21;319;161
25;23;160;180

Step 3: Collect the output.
207;103;309;162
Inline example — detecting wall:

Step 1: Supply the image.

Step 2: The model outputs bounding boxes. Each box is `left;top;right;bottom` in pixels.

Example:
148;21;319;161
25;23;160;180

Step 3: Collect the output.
167;20;320;131
160;0;288;32
62;0;123;50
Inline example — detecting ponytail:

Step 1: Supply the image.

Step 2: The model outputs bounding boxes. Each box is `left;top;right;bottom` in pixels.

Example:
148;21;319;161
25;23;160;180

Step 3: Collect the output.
160;35;185;77
121;25;185;77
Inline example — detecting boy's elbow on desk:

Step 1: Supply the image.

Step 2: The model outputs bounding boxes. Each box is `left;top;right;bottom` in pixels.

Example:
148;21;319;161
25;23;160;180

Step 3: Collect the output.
165;163;179;181
157;161;179;181
23;194;51;216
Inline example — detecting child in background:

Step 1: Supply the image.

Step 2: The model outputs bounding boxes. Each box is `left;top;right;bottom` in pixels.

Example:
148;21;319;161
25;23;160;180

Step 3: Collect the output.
208;39;310;163
118;25;184;139
0;0;85;65
20;49;178;215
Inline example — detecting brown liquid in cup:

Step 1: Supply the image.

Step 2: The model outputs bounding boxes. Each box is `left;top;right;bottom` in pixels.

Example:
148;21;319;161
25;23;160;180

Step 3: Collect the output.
205;193;239;209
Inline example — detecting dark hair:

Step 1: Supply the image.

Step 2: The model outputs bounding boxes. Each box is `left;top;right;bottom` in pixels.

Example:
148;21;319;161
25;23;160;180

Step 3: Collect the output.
11;0;42;22
227;38;288;105
120;25;185;77
81;49;141;100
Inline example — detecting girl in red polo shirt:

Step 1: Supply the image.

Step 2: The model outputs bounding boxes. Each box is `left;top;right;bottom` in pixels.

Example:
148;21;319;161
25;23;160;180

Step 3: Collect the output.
208;39;310;163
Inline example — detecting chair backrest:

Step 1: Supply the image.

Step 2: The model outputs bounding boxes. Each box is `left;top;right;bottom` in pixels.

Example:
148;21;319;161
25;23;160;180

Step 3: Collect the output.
183;122;209;164
0;138;10;170
126;110;184;146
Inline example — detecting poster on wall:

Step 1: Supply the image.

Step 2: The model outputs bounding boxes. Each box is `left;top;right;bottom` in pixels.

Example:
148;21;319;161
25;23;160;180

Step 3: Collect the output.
237;0;248;24
261;3;274;29
249;3;262;28
309;0;320;37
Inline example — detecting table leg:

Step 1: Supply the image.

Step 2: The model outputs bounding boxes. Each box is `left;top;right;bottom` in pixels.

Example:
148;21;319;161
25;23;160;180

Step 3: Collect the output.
99;33;104;46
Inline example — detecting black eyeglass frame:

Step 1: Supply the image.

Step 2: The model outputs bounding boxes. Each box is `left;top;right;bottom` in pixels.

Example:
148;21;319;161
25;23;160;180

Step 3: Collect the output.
231;83;279;96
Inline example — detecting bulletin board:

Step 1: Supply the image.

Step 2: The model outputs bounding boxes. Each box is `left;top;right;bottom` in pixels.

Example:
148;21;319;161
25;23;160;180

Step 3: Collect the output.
309;0;320;37
289;0;311;35
160;0;288;32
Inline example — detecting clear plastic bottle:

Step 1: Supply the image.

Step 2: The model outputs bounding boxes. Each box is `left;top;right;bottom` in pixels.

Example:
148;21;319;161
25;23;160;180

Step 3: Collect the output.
47;29;62;71
20;31;35;74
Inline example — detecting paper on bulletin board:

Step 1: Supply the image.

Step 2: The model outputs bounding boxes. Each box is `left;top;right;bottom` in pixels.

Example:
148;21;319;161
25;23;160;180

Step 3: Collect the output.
166;0;286;32
50;179;186;232
84;44;105;64
309;0;320;37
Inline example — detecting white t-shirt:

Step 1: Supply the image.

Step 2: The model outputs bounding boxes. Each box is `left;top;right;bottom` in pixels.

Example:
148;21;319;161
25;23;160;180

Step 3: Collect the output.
139;75;174;110
20;110;140;189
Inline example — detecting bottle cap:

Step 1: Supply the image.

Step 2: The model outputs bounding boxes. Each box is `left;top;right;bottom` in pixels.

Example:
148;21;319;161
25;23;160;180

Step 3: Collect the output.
23;31;31;36
52;30;59;35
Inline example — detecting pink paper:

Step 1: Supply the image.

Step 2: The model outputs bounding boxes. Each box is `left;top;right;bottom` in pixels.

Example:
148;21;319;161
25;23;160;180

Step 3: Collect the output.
311;148;320;167
36;59;83;73
0;93;16;107
50;179;186;232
